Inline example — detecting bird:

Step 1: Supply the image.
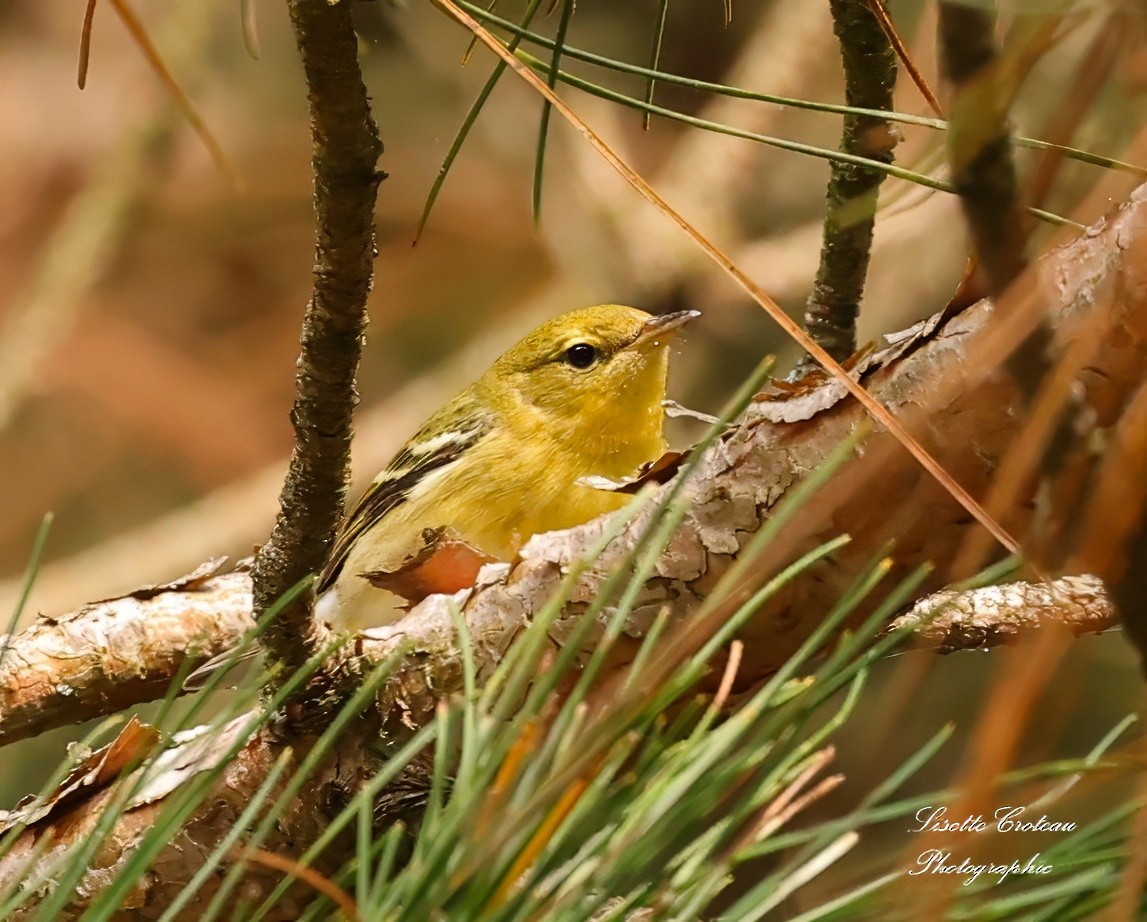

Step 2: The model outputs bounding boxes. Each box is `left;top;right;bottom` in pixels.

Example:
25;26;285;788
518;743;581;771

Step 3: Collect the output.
314;304;699;631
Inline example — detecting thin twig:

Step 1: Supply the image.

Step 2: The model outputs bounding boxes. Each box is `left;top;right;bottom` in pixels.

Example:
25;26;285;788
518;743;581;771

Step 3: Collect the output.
799;0;898;369
78;0;99;88
252;0;383;681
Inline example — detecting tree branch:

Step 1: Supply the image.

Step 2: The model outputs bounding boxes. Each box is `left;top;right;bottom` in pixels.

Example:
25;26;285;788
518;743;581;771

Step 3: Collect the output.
0;563;252;748
800;0;898;368
276;182;1147;707
889;574;1117;652
0;713;387;917
938;2;1029;296
4;184;1144;747
0;173;1140;907
251;0;383;679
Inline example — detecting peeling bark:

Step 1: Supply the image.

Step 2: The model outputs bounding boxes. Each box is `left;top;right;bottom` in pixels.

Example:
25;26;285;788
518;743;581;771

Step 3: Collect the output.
889;574;1117;652
0;562;252;748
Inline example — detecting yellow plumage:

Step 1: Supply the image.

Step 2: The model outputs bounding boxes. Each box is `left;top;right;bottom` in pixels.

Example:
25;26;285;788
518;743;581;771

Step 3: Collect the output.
316;304;697;630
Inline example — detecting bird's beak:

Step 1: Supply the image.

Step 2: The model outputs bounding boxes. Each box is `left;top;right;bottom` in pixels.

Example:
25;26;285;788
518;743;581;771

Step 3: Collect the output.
632;309;701;349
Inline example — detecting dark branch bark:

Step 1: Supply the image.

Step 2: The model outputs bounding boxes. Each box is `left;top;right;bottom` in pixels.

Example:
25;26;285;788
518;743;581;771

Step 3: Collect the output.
938;3;1029;296
799;0;898;369
252;0;383;679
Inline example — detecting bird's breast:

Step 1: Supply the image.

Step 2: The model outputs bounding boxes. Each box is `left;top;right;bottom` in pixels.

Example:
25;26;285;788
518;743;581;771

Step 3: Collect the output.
422;431;647;559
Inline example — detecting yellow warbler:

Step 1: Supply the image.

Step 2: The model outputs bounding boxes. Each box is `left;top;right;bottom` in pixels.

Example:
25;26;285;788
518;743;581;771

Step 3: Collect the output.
315;304;699;631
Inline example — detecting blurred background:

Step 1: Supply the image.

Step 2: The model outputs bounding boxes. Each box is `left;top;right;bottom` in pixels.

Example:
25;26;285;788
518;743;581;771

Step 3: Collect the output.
1;0;1145;914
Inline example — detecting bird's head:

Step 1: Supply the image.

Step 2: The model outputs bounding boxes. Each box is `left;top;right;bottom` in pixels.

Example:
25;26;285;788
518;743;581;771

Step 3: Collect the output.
484;304;699;458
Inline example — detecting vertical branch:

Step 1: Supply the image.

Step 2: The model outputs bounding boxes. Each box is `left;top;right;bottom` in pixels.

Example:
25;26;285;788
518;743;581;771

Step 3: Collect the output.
799;0;898;370
938;3;1028;296
252;0;384;677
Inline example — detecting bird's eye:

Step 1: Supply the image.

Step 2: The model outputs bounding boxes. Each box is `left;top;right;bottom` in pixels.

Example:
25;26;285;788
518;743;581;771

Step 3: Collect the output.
564;342;598;369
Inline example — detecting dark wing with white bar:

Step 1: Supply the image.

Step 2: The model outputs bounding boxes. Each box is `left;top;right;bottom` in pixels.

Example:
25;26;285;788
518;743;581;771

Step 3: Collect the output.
317;392;494;592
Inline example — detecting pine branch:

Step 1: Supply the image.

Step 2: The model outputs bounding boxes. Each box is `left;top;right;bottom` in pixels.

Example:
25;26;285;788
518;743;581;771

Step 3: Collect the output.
938;2;1029;296
889;574;1117;652
0;562;251;748
799;0;898;369
252;0;384;680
